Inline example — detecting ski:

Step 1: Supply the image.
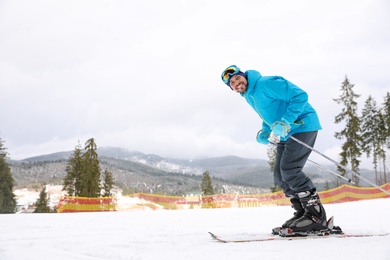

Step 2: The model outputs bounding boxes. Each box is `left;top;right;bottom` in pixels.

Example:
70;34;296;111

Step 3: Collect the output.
210;216;389;243
208;231;389;243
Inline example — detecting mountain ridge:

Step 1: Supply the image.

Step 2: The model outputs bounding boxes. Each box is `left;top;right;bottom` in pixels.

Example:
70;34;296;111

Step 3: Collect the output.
8;146;384;195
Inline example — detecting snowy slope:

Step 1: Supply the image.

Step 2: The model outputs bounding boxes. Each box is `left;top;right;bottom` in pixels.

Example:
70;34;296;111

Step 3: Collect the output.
0;198;389;260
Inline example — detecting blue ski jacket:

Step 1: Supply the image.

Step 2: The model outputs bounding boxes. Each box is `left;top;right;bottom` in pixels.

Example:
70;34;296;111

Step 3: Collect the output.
242;70;322;140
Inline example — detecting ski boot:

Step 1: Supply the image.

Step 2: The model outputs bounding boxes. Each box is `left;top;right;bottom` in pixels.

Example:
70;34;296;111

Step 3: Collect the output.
272;197;304;235
279;216;344;237
288;191;328;234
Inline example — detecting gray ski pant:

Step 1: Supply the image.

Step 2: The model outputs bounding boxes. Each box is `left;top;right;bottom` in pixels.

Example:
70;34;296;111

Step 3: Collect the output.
274;131;318;198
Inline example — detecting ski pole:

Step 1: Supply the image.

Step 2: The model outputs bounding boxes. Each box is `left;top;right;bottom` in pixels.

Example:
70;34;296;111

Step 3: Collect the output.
306;158;355;185
288;134;390;196
269;142;355;185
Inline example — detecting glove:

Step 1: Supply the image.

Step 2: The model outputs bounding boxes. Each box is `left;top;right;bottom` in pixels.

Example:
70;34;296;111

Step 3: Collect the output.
271;118;291;138
256;129;270;145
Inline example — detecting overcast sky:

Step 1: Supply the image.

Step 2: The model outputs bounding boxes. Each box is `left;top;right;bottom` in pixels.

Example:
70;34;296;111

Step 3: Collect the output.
1;0;389;170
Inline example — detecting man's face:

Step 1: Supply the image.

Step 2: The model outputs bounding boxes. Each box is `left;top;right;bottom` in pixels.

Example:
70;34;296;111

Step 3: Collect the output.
229;75;247;93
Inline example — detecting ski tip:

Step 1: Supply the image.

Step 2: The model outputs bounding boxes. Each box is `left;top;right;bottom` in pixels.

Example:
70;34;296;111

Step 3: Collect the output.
208;232;217;239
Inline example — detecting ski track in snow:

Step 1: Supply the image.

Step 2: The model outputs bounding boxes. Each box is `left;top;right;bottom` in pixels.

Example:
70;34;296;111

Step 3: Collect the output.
0;198;389;260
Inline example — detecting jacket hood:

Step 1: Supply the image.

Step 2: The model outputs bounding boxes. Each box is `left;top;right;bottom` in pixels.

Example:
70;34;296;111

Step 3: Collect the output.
240;70;262;97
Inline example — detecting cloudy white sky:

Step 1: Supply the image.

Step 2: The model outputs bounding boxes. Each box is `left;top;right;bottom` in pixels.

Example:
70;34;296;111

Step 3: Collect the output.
1;0;389;169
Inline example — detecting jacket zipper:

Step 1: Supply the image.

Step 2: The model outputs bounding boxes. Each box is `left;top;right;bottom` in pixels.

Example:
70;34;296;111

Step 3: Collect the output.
250;95;271;127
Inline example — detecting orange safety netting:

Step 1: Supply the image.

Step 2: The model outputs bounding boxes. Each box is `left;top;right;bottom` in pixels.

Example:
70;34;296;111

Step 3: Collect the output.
57;183;390;213
320;183;390;204
57;197;117;213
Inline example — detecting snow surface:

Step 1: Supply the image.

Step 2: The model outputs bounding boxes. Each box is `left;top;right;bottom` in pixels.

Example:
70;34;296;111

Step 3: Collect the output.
1;198;389;260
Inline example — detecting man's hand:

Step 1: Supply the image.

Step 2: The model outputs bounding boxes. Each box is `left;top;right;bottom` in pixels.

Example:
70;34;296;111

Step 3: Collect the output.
256;129;270;145
271;118;291;138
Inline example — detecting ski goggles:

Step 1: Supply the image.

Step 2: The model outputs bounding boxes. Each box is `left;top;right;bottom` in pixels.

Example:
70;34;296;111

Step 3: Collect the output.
221;65;241;85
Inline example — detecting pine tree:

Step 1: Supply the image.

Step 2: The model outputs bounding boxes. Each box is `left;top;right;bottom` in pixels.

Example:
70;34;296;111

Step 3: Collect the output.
380;92;390;183
102;168;115;197
383;92;390;149
0;138;16;214
333;76;362;186
63;138;105;198
360;96;386;184
34;186;51;213
201;171;214;195
267;134;278;172
376;112;388;184
267;134;282;192
63;142;83;196
79;138;101;197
